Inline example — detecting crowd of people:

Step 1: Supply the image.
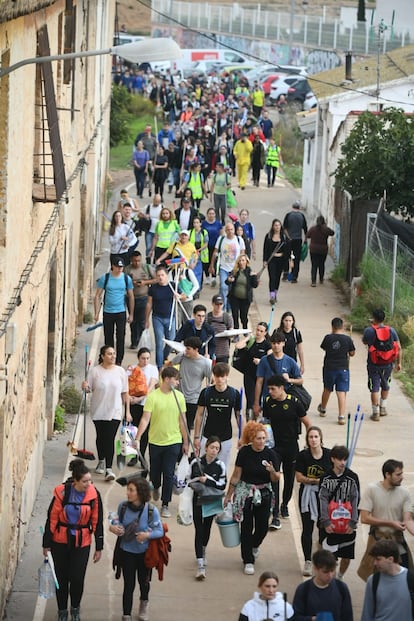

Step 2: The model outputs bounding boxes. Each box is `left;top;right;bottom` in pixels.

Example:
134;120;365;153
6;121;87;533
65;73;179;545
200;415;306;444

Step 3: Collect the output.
39;72;408;621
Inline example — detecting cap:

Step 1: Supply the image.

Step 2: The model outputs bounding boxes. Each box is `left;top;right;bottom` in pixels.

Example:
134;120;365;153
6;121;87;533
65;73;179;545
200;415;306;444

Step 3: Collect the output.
292;200;301;209
179;230;190;236
212;294;224;304
111;257;125;267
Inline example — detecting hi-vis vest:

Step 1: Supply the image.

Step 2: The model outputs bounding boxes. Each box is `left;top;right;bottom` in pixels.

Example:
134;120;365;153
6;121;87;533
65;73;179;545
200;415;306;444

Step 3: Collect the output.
266;145;280;168
189;229;209;263
156;220;180;248
187;172;203;199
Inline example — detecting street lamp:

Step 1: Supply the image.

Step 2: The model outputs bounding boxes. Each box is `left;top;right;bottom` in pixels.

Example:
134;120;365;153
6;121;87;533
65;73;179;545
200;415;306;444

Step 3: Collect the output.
0;38;182;78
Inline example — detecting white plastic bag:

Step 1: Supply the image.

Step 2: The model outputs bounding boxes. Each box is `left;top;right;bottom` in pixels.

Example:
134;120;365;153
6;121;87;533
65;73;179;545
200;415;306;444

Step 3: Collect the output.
138;328;153;351
177;485;193;526
173;454;189;495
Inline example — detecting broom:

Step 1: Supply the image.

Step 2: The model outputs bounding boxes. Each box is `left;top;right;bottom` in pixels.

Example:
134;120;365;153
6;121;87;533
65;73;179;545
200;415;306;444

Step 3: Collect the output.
67;346;95;460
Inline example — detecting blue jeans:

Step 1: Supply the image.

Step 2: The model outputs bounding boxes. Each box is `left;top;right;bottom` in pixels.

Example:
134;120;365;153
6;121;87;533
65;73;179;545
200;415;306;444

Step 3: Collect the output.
152;314;175;369
149;442;182;504
145;232;155;260
219;267;230;310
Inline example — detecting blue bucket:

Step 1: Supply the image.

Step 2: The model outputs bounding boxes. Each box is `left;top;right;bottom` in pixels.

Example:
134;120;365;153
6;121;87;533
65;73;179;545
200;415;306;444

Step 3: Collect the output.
216;519;240;547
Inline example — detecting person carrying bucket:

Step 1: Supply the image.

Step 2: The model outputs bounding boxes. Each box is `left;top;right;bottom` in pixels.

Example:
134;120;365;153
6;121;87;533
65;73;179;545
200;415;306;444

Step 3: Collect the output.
223;421;280;576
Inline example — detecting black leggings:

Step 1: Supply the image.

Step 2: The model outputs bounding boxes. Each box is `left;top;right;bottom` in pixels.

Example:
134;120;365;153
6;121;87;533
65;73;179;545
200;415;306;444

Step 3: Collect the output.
93;419;120;469
51;540;90;610
193;499;215;559
130;404;149;457
267;256;285;292
272;444;298;512
121;550;151;615
229;296;250;329
240;493;272;564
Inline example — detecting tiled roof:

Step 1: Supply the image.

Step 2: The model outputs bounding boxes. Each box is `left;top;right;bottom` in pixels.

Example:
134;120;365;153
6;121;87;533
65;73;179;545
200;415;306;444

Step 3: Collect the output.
308;45;414;100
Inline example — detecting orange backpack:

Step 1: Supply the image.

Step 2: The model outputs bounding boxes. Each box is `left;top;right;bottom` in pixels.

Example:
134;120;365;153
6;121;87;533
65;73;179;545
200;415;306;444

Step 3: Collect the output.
128;365;148;398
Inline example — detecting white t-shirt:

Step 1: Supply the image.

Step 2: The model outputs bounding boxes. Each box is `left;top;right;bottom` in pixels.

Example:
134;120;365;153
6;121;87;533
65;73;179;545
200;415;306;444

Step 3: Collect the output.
140;363;159;405
88;365;128;421
215;235;245;271
148;205;162;234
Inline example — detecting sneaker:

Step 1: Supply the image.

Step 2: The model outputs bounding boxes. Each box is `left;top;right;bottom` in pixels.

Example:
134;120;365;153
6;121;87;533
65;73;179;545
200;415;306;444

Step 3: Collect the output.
291;278;298;283
127;456;138;467
269;292;276;305
370;412;380;422
138;600;149;621
122;616;132;621
380;406;388;416
311;283;317;287
269;517;281;530
95;460;105;475
282;274;288;282
317;404;327;417
303;560;312;576
211;278;217;287
202;547;208;567
152;488;160;501
195;567;206;581
161;505;171;518
105;469;116;482
244;563;255;575
252;547;260;559
338;416;346;425
280;504;289;518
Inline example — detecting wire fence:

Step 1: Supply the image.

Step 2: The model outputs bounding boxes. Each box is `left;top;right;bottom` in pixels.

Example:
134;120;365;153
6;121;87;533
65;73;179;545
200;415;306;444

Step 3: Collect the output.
154;0;410;57
365;214;414;315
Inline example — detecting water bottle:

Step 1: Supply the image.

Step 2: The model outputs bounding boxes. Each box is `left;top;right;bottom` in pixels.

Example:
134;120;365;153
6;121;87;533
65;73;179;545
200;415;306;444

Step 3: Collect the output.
108;511;119;525
38;559;55;599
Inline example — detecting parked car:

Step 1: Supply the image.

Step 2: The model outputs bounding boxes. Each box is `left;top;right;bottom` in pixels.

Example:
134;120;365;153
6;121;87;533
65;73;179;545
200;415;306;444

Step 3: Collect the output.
244;65;281;84
269;75;307;103
303;91;318;110
286;79;312;111
260;74;283;96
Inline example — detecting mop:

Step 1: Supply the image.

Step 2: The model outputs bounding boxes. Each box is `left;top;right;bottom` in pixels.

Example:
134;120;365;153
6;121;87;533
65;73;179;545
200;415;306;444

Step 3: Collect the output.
67;346;95;460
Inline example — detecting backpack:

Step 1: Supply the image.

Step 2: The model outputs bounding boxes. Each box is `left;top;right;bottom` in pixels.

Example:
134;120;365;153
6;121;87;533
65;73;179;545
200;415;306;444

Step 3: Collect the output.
368;325;399;365
128;365;148;398
112;502;171;581
372;569;414;618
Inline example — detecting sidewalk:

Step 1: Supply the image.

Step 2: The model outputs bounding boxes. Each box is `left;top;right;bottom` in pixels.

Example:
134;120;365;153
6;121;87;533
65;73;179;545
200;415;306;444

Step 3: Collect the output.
6;173;414;621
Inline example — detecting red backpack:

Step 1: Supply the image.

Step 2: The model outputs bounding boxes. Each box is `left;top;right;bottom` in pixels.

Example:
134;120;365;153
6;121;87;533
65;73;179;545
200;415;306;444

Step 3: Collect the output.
368;325;399;365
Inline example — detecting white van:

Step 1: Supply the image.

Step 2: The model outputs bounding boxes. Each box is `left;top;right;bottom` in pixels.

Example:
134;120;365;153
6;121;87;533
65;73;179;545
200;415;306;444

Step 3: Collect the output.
171;48;250;76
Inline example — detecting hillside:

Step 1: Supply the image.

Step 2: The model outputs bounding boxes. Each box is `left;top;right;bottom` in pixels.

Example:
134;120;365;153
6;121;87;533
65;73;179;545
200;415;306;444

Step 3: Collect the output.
115;0;372;35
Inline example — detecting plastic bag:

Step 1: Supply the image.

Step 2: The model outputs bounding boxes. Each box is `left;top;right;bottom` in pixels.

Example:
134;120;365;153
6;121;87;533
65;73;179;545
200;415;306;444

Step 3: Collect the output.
177;485;193;526
300;241;308;262
216;502;234;524
138;328;153;351
173;454;189;495
261;418;275;449
226;188;237;208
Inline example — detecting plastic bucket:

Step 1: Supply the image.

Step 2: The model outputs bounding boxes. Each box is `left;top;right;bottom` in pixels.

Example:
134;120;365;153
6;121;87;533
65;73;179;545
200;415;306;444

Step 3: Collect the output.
216;519;240;547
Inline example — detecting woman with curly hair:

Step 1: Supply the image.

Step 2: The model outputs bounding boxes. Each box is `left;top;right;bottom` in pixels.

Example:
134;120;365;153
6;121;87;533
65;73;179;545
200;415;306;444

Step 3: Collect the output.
226;254;258;329
224;421;280;576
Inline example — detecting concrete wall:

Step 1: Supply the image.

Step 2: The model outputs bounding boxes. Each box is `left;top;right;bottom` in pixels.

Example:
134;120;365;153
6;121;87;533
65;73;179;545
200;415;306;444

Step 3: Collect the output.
0;0;114;615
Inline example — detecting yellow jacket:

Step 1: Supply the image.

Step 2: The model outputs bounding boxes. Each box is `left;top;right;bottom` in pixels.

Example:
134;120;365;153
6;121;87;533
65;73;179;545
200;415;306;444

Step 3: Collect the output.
233;138;253;165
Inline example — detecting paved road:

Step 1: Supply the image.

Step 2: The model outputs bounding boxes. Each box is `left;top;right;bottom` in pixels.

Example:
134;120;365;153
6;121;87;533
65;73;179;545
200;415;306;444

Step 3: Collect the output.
6;171;414;621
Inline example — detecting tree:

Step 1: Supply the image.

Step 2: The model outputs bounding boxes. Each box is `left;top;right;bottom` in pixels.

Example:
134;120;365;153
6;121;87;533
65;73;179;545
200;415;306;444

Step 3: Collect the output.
334;108;414;216
110;85;133;147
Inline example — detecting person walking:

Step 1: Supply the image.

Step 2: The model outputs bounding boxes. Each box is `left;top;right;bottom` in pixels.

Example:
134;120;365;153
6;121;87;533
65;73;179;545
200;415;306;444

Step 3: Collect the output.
94;257;134;366
233;322;271;420
278;311;305;374
265;137;281;188
318;444;360;581
82;345;131;481
209;161;231;225
358;459;414;581
362;308;401;421
292;550;353;621
317;317;355;425
136;366;189;518
108;210;134;267
193;362;240;470
226;254;258;330
189;436;227;581
206;294;234;363
145;265;176;370
209;221;245;311
233;133;253;190
42;459;103;621
295;427;331;576
306;215;334;286
133;141;150;198
361;539;414;621
250;134;265;187
127;347;159;466
262;218;290;305
125;251;154;349
239;571;294;620
143;194;163;263
109;478;163;621
224;421;280;576
149;207;180;263
152;145;169;201
175;304;216;359
202;207;223;286
282;201;307;283
170;336;212;430
262;374;311;530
